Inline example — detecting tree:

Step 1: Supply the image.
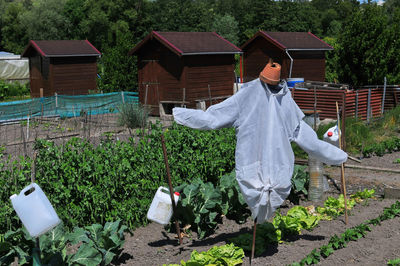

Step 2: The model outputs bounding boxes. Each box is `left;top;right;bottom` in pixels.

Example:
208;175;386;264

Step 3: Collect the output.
337;4;400;86
20;0;71;41
1;1;30;53
211;14;239;45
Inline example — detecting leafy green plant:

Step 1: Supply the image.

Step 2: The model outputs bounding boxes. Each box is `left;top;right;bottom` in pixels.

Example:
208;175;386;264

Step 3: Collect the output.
394;158;400;164
288;165;309;204
117;102;149;132
292;200;400;265
164;243;244;266
273;206;319;237
0;221;129;266
388;258;400;266
351;189;375;200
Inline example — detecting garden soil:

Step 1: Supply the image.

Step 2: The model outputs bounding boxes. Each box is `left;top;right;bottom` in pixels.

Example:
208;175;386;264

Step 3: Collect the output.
114;151;400;266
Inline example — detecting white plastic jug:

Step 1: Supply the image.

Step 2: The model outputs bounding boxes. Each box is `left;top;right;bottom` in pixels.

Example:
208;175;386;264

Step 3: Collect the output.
323;125;340;148
10;183;61;238
147;186;180;225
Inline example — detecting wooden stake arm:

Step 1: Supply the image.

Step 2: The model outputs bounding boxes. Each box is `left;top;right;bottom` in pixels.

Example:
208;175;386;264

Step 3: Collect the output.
161;134;183;245
336;102;348;225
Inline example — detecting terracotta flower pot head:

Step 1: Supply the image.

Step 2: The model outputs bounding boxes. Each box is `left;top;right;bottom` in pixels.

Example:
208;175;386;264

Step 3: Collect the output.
259;58;281;85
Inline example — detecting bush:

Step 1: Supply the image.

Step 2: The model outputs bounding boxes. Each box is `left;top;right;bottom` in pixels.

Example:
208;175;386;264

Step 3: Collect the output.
117;102;149;131
0;80;29;100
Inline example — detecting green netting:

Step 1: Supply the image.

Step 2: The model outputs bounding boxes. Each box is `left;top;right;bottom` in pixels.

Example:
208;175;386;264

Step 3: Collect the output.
0;92;138;122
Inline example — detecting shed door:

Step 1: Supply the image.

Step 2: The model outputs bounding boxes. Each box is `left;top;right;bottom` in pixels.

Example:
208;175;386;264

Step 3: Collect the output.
140;60;160;115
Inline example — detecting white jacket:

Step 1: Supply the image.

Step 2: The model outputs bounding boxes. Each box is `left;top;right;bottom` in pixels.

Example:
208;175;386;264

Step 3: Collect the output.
173;78;347;223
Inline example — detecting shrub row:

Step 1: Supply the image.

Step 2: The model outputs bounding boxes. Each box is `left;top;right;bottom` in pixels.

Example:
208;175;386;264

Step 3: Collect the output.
0;122;236;234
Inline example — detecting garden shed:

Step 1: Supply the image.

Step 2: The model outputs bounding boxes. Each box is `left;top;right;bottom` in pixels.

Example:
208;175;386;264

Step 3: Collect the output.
241;31;333;82
22;40;101;97
129;31;242;116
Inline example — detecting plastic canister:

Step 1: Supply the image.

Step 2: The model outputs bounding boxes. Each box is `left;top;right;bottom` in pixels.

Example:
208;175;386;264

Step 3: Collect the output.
10;183;61;238
308;157;324;201
147;186;180;225
323;125;340;147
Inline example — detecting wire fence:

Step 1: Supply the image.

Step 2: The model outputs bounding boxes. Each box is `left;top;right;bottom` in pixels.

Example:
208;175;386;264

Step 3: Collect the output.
0;92;139;160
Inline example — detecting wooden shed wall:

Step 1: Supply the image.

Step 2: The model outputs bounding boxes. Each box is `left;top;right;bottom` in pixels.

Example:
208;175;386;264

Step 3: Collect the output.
289;51;326;81
243;37;282;82
50;57;97;95
136;39;236;113
243;38;327;82
29;53;97;97
137;39;185;114
184;55;235;108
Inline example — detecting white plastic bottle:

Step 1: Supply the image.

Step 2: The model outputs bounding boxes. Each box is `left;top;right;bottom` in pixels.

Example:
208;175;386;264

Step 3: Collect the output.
147;186;180;225
323;125;340;147
10;183;61;237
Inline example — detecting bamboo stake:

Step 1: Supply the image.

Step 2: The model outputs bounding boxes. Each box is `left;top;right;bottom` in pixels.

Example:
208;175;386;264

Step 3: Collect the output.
250;218;257;265
336;102;348;225
161;134;183;245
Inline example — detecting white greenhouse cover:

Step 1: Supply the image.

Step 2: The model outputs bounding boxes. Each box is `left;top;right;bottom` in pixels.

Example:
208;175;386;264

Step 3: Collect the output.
0;52;29;81
173;78;348;224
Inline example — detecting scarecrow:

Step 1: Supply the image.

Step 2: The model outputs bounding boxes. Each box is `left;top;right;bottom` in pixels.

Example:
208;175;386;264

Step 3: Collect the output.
173;60;347;257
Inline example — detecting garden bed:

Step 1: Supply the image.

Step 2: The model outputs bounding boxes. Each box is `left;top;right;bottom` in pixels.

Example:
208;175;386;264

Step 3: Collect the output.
114;151;400;266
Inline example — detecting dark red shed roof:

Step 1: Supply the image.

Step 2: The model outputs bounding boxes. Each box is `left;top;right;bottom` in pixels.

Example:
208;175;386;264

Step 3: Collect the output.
241;31;333;51
22;40;101;58
129;31;242;56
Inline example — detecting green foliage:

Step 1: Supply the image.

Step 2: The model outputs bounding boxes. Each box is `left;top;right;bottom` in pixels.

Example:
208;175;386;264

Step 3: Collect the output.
351;189;375;200
337;4;400;86
175;172;250;239
0;80;30;101
0;220;128;266
0;122;236;233
117;102;149;130
273;206;319;237
388;258;400;266
288;165;309;204
292;200;400;266
164;243;244;266
211;14;239;46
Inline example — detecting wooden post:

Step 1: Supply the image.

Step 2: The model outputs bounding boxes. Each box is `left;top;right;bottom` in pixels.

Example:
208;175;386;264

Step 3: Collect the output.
250;218;257;265
40;88;44;118
381;77;387;114
336;102;348;225
208;84;212;107
161;134;182;245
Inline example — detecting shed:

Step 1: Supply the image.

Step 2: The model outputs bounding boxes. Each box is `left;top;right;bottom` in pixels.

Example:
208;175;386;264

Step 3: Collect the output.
129;31;242;116
241;31;333;82
22;40;101;97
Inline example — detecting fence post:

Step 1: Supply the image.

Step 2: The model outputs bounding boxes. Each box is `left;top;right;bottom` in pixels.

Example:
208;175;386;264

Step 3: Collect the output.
381;76;387;115
40;88;44;119
55;92;58;116
355;90;359;119
367;87;371;123
121;91;125;104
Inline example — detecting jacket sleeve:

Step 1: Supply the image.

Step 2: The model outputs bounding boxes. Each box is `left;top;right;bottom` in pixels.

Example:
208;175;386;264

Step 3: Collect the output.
172;95;239;130
293;121;348;165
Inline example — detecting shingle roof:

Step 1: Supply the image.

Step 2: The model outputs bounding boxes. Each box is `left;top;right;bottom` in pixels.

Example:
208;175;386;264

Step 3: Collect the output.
22;40;101;57
241;31;333;51
129;31;242;56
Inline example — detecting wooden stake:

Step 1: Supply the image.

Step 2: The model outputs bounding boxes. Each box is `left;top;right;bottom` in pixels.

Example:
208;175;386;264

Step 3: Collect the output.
336;102;348;225
161;134;183;245
250;218;257;265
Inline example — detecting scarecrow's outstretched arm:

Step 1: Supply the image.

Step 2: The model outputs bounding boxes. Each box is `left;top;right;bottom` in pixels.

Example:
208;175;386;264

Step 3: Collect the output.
293;120;348;165
172;95;239;130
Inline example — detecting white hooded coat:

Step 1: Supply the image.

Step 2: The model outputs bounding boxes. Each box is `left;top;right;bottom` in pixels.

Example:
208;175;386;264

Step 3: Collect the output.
173;78;347;223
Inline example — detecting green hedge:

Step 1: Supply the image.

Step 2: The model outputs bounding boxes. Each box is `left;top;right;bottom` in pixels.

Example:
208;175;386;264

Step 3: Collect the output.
0;122;236;234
